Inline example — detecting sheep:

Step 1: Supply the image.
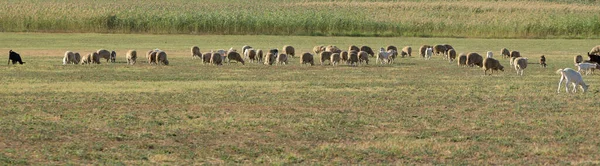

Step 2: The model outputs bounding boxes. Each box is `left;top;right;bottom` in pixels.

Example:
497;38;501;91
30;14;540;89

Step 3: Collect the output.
81;53;92;65
283;45;295;57
245;49;257;63
457;53;467;67
510;50;521;58
202;52;212;64
433;45;447;57
330;53;341;66
325;45;341;54
269;48;279;58
443;44;454;52
419;45;431;58
501;48;510;58
91;52;101;64
424;47;433;60
486;51;493;58
348;50;359;66
255;49;263;63
63;51;77;65
300;52;315;66
73;52;81;65
447;49;457;62
96;49;111;63
556;68;589;93
313;45;325;55
514;57;528;76
227;51;245;65
147;50;158;64
377;47;392;64
241;45;252;56
8;50;25;65
466;52;483;67
575;62;597;75
575;55;583;64
276;53;288;65
587;52;600;64
191;46;201;59
211;52;223;65
358;51;369;65
320;51;333;65
348;45;360;53
386;45;398;59
509;57;517;67
216;49;227;62
264;52;276;65
360;46;375;57
126;50;137;65
156;51;169;65
540;55;547;68
341;51;349;64
110;51;116;63
401;46;412;58
483;57;504;75
589;45;600;56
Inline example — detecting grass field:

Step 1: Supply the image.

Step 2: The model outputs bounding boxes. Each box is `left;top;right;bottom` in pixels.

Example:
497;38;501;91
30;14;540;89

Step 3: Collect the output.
1;32;600;164
1;0;599;38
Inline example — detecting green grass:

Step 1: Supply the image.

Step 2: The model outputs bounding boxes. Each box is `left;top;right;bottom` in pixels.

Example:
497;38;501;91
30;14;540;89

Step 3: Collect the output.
1;32;600;164
0;0;600;38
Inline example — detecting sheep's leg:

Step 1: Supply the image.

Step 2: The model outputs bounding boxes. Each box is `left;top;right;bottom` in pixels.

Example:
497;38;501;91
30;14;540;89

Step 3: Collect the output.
557;75;564;93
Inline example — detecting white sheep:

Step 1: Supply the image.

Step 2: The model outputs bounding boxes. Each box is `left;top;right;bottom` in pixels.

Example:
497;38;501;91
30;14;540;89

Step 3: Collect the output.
557;68;589;93
514;57;528;76
575;63;597;75
424;47;433;60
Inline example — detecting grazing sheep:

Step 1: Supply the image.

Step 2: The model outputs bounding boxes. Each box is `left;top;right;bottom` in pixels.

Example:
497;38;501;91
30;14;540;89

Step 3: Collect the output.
401;46;412;58
300;52;315;66
245;49;257;63
386;45;398;59
419;45;431;58
483;57;504;75
443;44;454;53
242;45;252;56
589;45;600;56
81;53;92;65
501;48;510;59
330;53;341;66
126;50;137;65
510;50;521;58
277;53;288;65
360;46;375;57
348;45;360;53
575;55;583;64
320;51;333;65
326;45;341;54
8;50;25;65
358;51;369;65
447;49;457;62
466;52;483;67
147;50;158;64
156;51;169;65
283;45;295;57
575;62;597;75
227;51;245;65
264;52;276;65
486;51;493;58
556;68;589;93
63;51;78;65
96;49;111;63
457;53;467;67
269;49;279;58
211;52;223;65
256;49;264;63
191;46;201;59
433;45;447;57
348;50;359;66
202;52;212;64
216;49;227;62
91;52;101;64
73;52;81;65
313;45;325;55
540;55;547;68
110;51;116;63
514;57;528;76
341;51;349;64
424;47;433;60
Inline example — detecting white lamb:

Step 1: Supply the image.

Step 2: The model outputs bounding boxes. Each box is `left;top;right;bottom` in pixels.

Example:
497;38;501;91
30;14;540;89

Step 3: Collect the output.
377;48;391;64
486;51;493;58
424;47;433;60
575;63;597;75
557;68;589;93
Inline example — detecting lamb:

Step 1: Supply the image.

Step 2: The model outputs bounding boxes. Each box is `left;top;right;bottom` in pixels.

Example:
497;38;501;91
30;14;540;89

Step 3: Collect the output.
348;50;359;66
457;53;467;67
330;53;341;66
386;45;398;59
313;45;325;55
401;46;412;58
358;51;369;65
575;62;597;75
341;51;349;64
300;52;315;66
63;51;78;65
589;45;600;56
447;49;457;62
419;45;431;58
245;49;257;63
501;48;510;58
556;68;589;93
227;51;245;65
264;52;276;65
433;45;447;57
540;55;547;68
320;51;332;65
283;45;295;57
80;53;92;65
211;52;223;65
486;51;493;58
574;55;583;64
514;57;528;76
202;52;212;64
348;45;360;53
124;50;137;65
8;50;25;65
424;47;433;60
466;52;483;67
216;49;227;62
156;51;169;65
483;57;504;75
360;46;375;57
191;46;201;59
377;47;393;64
110;51;116;63
510;50;521;58
96;49;112;63
276;53;288;65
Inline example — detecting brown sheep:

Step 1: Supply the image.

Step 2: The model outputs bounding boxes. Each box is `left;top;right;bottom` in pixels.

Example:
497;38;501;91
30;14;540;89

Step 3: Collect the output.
457;53;467;67
320;51;333;65
256;49;264;63
419;45;431;58
348;50;359;66
283;45;295;57
96;49;111;62
590;45;600;55
91;52;101;64
313;45;325;55
510;50;521;58
501;48;510;58
330;53;341;66
341;51;349;64
348;45;360;52
300;52;315;66
245;49;257;63
126;50;137;65
447;49;457;62
358;51;369;65
483;57;504;75
156;51;169;65
433;45;447;56
147;50;158;64
227;51;245;65
191;46;201;59
467;52;483;67
81;53;92;65
63;51;77;65
574;55;583;64
277;53;288;65
443;44;454;52
264;52;276;65
514;57;528;76
202;52;212;64
401;46;412;58
360;46;374;57
540;55;547;68
211;52;223;65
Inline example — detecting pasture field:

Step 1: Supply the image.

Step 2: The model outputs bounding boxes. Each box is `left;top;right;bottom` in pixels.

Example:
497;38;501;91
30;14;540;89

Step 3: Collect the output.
1;32;600;165
0;0;599;38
